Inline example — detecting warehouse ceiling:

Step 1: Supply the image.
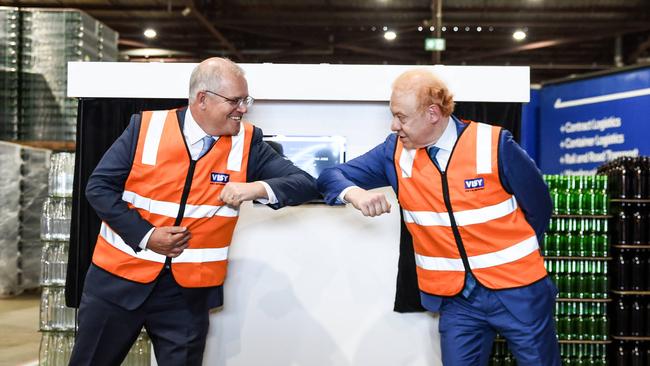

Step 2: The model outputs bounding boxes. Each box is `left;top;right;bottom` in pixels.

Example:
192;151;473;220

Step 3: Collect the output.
4;0;650;83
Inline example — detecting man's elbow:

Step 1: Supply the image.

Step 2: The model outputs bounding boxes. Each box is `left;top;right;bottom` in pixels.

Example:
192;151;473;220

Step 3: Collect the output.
84;176;103;207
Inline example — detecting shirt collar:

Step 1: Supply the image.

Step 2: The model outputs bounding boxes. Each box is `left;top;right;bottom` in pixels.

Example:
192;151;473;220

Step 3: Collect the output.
184;108;215;145
429;116;457;153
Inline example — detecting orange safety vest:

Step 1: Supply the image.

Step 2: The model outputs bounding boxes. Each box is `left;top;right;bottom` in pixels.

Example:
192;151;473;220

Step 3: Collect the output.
395;120;547;296
92;109;253;287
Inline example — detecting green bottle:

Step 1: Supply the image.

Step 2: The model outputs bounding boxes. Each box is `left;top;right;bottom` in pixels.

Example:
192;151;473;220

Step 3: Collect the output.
566;261;576;298
567;176;581;215
600;262;609;299
552;175;567;215
558;302;570;339
600;303;609;340
582;176;597;215
595;175;609;215
586;308;597;340
551;261;561;290
559;260;569;298
576;261;587;299
587;261;597;299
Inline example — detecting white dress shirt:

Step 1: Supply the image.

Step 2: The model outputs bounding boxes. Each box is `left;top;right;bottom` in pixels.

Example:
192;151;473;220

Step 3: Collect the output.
426;116;458;172
138;109;276;249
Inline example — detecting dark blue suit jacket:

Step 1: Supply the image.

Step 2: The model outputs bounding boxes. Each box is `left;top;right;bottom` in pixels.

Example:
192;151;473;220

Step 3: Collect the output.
84;108;320;310
317;116;557;323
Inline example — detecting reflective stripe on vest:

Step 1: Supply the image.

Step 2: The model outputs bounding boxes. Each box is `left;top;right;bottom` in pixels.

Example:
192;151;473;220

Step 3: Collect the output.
99;222;229;263
92;109;252;287
395;121;547;296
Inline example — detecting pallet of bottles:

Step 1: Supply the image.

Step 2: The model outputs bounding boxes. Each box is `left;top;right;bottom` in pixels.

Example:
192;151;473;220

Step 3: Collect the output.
0;6;19;140
18;8;118;142
543;175;609;216
0;141;49;296
38;152;152;365
554;301;609;341
542;217;610;258
545;259;609;299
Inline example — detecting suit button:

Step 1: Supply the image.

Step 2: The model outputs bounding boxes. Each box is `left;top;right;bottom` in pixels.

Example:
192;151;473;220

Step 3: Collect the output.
165;265;171;270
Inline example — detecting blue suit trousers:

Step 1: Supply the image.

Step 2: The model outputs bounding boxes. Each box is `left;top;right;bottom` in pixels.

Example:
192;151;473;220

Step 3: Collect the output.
438;283;560;366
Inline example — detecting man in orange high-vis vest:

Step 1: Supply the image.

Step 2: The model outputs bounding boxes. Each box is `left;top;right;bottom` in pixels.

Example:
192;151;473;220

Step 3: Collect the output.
69;58;320;366
317;70;560;365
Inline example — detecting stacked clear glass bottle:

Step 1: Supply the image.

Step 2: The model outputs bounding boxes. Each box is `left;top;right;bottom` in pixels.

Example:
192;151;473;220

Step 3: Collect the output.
38;152;151;365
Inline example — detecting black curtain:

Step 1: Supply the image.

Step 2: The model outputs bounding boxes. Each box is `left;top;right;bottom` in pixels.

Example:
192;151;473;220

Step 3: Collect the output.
393;102;522;313
66;98;186;307
455;102;522;142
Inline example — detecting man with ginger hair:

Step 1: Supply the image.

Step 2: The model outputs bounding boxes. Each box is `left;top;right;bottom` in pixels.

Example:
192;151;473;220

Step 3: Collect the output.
317;69;559;365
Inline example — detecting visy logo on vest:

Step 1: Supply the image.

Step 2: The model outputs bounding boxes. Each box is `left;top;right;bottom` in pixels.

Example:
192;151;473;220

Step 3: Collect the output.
210;172;230;184
464;177;485;191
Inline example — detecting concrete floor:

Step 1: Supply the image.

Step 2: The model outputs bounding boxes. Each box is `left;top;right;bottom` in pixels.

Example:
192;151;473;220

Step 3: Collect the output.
0;291;41;366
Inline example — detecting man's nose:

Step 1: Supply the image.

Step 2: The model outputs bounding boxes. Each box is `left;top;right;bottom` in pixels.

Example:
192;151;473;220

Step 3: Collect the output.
390;118;400;132
236;103;248;114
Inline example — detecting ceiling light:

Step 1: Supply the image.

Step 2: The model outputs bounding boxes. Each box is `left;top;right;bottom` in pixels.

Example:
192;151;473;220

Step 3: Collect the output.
144;28;157;39
453;26;458;32
512;29;526;41
477;26;482;32
384;30;397;41
418;26;423;32
441;26;446;32
465;26;470;31
181;6;191;17
429;26;434;31
382;26;388;31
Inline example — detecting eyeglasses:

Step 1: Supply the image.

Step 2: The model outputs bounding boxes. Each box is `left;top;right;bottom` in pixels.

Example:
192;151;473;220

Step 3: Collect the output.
204;90;255;108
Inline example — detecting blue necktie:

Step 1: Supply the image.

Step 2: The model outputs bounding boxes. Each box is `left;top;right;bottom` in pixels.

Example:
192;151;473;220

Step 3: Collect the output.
428;146;441;170
428;146;476;298
197;135;215;159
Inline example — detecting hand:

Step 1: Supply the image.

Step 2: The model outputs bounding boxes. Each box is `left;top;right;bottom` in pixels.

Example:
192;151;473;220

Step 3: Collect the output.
146;226;191;258
344;187;391;217
219;182;266;208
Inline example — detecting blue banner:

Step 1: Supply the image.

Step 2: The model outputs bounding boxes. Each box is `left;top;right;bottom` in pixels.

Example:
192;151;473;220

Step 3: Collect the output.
538;67;650;174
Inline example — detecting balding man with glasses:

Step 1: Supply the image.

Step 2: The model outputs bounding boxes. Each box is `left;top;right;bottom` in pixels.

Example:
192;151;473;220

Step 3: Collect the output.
69;57;320;366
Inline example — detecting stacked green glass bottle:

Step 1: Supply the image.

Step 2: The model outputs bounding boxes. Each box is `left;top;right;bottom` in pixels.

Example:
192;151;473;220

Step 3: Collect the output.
546;175;609;216
546;175;611;364
559;343;608;366
545;259;608;299
488;341;517;366
543;217;610;258
553;302;609;341
490;338;609;365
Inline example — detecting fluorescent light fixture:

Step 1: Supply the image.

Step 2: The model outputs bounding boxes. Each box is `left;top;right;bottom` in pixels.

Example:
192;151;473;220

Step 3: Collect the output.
384;30;397;41
513;29;526;41
144;28;157;39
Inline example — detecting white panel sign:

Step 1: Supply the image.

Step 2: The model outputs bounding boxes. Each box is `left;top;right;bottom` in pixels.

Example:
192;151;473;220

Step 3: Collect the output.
68;62;529;102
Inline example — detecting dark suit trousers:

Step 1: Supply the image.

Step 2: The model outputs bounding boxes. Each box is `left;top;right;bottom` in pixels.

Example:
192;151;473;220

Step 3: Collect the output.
69;268;210;366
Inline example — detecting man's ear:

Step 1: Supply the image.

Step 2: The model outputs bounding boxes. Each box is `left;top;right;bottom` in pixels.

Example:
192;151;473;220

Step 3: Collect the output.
427;104;443;124
197;92;208;109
